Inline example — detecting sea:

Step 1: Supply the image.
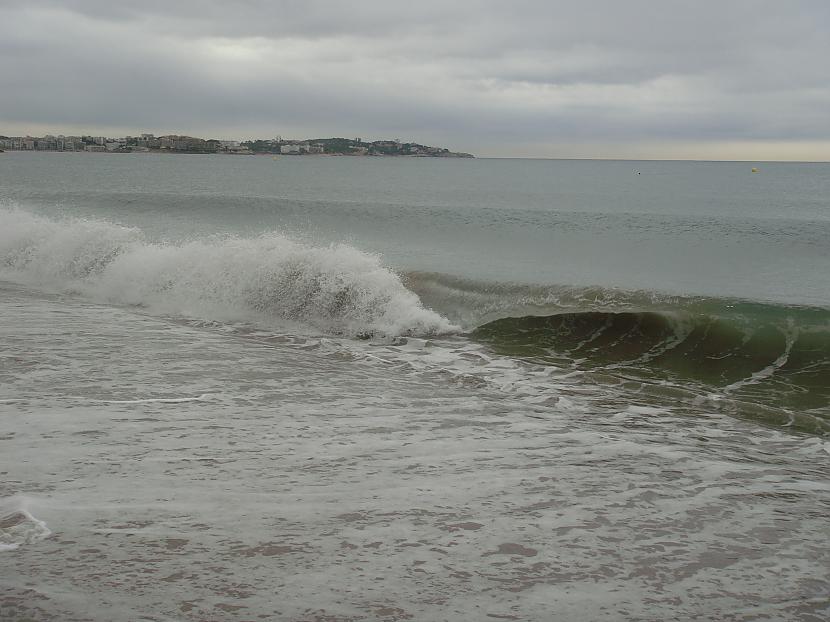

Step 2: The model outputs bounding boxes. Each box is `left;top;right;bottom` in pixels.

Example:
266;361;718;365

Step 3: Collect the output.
1;151;828;621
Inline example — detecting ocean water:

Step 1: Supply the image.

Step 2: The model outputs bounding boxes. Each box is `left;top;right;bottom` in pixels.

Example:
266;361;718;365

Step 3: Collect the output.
1;152;828;621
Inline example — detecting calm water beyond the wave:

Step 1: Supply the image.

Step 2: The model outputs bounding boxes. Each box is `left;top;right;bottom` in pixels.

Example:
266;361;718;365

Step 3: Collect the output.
1;152;828;621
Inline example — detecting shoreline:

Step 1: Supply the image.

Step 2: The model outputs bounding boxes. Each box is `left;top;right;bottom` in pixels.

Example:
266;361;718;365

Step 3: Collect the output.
0;149;474;158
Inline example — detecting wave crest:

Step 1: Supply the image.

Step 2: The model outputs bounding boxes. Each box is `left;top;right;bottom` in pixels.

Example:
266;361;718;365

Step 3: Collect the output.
473;309;830;418
0;208;456;337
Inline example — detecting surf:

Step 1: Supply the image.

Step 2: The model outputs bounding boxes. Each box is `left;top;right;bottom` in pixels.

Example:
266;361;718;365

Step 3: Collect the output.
3;206;827;434
401;271;830;433
0;207;456;338
471;308;829;431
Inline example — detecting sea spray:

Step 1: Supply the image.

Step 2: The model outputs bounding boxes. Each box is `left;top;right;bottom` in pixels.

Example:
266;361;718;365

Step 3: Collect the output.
0;207;456;337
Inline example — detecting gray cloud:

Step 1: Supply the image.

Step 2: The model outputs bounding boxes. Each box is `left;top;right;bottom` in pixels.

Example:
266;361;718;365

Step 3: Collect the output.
1;0;829;157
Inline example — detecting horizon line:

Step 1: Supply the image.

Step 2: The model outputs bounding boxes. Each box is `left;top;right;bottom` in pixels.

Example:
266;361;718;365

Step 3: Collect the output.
477;156;830;163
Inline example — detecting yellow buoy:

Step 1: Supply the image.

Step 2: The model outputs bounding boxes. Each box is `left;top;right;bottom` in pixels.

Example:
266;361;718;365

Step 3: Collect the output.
751;167;759;173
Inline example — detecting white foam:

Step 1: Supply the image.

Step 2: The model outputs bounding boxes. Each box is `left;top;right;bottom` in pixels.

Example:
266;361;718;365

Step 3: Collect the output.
83;394;214;404
721;322;797;394
0;499;52;552
0;207;457;337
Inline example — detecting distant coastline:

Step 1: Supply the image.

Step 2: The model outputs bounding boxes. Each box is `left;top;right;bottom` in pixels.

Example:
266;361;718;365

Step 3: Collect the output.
0;133;474;158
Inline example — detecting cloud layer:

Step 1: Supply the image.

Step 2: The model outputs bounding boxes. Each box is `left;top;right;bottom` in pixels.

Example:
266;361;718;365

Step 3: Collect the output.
2;0;829;158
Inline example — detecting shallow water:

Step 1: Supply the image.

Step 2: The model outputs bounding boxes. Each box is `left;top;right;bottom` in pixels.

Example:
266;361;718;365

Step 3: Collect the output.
1;153;829;620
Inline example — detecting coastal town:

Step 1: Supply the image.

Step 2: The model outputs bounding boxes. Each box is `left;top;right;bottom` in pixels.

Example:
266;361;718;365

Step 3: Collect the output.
0;133;474;157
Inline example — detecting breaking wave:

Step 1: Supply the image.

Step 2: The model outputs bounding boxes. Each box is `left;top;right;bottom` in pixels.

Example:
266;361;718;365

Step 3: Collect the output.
0;207;456;337
3;208;827;433
472;308;830;422
393;272;830;432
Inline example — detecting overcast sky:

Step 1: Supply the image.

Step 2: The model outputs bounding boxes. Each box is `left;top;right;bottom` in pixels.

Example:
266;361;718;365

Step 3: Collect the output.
2;0;829;159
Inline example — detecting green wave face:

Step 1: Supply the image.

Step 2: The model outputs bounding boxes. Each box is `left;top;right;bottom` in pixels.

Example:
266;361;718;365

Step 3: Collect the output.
472;304;830;435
